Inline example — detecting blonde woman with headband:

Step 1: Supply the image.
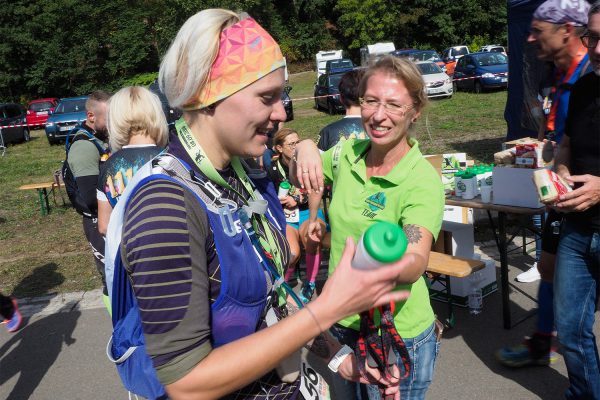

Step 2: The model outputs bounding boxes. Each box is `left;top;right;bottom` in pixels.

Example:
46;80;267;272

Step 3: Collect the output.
107;9;417;400
96;86;168;237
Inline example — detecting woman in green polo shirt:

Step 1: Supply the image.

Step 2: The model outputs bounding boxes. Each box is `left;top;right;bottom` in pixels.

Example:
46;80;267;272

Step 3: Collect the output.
294;56;445;399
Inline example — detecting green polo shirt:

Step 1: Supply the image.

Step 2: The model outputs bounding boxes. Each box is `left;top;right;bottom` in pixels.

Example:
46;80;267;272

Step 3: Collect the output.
323;138;444;337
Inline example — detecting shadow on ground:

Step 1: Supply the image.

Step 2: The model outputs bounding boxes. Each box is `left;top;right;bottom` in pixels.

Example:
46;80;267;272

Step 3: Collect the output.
432;249;569;399
11;262;64;298
0;302;80;400
449;137;504;163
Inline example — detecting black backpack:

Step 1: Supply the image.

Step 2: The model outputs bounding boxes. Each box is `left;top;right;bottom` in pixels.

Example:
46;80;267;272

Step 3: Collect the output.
61;126;107;216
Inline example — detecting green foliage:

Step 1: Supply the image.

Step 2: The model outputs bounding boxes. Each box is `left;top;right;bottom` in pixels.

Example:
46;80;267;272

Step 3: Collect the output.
468;35;492;53
0;0;508;101
122;72;159;88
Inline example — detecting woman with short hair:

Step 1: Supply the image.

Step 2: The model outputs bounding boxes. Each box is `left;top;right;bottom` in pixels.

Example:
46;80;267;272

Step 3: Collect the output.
295;56;445;399
96;85;168;237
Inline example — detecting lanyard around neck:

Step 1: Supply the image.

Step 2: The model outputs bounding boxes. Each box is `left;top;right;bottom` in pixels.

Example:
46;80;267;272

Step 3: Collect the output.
547;50;587;132
276;159;287;181
176;118;257;203
175;118;284;275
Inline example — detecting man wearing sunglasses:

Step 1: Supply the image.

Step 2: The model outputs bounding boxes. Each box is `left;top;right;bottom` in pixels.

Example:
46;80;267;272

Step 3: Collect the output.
497;0;592;370
551;2;600;398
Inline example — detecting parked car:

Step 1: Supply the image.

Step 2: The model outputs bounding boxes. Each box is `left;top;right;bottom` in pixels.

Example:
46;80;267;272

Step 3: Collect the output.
441;45;470;76
325;58;355;75
442;45;470;62
415;61;453;99
480;45;507;55
281;85;293;122
391;49;447;72
453;52;509;93
314;70;349;114
26;98;59;129
45;96;88;145
0;103;30;145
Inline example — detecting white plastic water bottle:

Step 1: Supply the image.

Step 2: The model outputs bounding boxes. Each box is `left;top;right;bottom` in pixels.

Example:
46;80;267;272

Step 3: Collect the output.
468;271;483;315
352;221;408;270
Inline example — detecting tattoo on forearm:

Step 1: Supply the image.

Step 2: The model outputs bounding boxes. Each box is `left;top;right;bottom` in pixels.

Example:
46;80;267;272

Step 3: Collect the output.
404;224;422;244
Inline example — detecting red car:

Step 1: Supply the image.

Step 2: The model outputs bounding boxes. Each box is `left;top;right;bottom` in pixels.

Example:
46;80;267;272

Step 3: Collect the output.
26;98;59;129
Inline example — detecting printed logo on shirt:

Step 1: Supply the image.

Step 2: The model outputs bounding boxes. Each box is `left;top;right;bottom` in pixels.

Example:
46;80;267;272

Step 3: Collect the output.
362;192;386;218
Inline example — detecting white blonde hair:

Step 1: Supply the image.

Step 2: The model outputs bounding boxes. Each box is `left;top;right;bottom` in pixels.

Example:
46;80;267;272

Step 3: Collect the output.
107;86;169;151
158;9;241;109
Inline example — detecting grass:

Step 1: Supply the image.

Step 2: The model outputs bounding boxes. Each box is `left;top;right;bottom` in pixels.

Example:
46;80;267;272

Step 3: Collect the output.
287;70;507;163
0;131;102;297
0;71;508;298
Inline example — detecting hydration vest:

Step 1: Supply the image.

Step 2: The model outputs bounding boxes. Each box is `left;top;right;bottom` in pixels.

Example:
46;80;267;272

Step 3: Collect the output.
104;154;286;399
62;126;108;217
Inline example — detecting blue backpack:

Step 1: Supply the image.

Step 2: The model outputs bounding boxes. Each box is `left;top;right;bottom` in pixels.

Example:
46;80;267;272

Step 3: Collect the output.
104;155;284;400
107;244;168;400
104;156;168;400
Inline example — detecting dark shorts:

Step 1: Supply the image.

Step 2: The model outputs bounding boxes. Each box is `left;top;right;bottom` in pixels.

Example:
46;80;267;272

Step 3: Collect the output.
541;210;563;255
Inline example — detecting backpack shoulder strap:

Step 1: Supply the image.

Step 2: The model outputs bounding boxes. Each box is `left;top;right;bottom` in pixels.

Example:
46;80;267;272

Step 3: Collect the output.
66;126;105;155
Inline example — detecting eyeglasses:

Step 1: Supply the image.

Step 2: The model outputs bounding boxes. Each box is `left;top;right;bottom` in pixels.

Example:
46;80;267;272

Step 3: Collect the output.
359;98;415;116
581;33;600;49
284;140;299;148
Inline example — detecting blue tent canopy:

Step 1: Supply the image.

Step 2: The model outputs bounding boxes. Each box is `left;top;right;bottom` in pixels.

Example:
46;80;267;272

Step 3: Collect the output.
505;0;545;140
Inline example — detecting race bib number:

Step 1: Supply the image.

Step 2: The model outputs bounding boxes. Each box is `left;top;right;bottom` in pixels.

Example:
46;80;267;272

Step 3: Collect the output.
300;358;330;400
284;207;299;223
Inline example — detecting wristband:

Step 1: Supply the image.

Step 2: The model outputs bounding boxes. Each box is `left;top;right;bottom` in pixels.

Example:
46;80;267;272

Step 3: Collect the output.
327;345;353;373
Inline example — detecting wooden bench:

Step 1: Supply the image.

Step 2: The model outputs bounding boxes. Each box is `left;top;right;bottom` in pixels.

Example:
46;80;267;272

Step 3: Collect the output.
19;181;58;216
426;251;486;328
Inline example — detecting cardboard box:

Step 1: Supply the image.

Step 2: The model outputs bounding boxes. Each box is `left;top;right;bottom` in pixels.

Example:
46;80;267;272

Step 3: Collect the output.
502;137;542;151
424;154;443;176
443;205;473;225
429;258;498;307
442;153;467;193
441;221;475;258
492;166;544;208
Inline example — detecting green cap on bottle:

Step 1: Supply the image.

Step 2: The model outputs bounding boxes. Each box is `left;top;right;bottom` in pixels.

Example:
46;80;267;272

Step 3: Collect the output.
362;221;408;263
279;181;291;190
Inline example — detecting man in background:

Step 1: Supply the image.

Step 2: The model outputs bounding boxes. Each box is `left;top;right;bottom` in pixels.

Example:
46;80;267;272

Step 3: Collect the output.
497;0;591;368
65;90;111;312
553;2;600;397
317;69;366;151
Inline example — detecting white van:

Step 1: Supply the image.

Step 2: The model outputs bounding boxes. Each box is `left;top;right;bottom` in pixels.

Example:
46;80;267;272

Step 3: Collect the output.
480;45;507;55
441;46;470;63
359;42;395;66
315;50;343;78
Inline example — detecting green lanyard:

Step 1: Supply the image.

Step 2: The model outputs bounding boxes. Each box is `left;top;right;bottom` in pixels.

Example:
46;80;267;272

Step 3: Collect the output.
175;118;284;275
276;159;287;181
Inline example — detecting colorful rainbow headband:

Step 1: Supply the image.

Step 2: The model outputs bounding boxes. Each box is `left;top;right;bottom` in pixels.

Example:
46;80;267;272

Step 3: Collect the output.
184;17;285;110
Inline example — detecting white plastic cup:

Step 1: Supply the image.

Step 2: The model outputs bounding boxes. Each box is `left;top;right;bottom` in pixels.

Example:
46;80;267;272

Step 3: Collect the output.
278;181;291;199
462;174;477;200
480;185;492;203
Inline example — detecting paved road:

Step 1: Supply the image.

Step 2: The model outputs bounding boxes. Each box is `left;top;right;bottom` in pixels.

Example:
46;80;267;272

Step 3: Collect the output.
2;255;598;399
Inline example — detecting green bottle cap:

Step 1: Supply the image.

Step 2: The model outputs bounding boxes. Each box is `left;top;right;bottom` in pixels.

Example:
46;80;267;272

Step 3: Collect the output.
362;221;408;263
279;181;291;190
